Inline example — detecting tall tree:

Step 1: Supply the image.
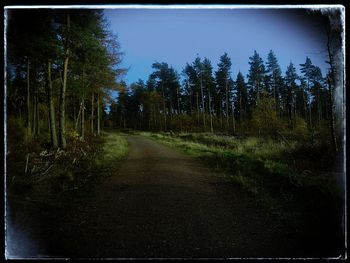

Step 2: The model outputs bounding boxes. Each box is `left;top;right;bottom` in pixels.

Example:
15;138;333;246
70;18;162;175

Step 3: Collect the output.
215;53;232;130
58;12;70;149
325;9;343;153
247;50;266;107
300;56;315;127
150;62;180;131
284;62;299;125
234;71;248;123
266;50;283;114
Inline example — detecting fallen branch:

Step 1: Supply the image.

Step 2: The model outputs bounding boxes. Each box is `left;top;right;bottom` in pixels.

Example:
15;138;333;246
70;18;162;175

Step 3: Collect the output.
41;164;54;175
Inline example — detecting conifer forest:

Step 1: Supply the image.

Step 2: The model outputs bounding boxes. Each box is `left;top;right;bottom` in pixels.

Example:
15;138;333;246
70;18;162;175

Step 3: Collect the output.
5;6;346;259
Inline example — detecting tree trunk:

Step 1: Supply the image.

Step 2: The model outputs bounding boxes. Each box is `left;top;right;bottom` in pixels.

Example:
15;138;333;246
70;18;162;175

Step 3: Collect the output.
303;91;308;123
91;92;94;135
59;13;70;149
225;77;229;130
231;102;235;135
47;61;57;147
326;29;338;153
36;90;39;135
162;83;167;131
209;91;213;133
309;104;312;129
200;74;206;131
196;92;199;126
81;96;85;140
97;93;101;136
219;98;223;129
189;85;193;115
328;77;338;153
239;91;242;123
26;58;31;141
75;101;83;132
73;93;76;127
273;76;276;111
32;91;37;136
81;67;85;140
177;86;180;115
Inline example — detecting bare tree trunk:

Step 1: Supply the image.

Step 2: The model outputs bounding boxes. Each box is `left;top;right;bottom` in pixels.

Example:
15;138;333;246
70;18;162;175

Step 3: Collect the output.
209;91;213;133
309;104;312;129
59;13;70;149
36;91;39;136
81;96;85;140
200;74;206;131
303;91;308;123
196;92;199;126
97;92;101;136
328;78;338;152
239;91;242;123
81;67;85;140
26;58;31;141
177;86;180;115
32;91;37;137
91;92;94;135
225;77;229;130
231;102;235;135
162;83;167;131
75;101;83;132
189;84;193;115
219;97;223;129
273;76;276;111
326;29;338;153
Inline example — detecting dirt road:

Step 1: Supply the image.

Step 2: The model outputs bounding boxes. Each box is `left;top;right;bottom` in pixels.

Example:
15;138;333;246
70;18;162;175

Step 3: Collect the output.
7;134;342;258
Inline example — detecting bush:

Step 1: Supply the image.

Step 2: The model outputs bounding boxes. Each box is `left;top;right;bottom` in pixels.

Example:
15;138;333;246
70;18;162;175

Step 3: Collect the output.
293;116;308;141
250;94;281;137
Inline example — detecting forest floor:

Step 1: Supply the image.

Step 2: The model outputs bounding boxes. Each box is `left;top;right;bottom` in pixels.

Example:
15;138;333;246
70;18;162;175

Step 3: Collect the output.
6;132;344;259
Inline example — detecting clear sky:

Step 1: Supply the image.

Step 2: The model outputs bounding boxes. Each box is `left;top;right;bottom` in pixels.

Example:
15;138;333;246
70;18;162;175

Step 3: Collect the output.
104;8;330;86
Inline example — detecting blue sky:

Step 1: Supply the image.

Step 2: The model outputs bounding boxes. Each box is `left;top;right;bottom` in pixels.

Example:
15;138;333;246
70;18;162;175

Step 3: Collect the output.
104;8;329;86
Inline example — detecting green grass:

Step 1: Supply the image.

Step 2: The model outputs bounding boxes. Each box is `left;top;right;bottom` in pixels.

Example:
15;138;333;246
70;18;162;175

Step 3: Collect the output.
140;131;340;209
95;131;129;168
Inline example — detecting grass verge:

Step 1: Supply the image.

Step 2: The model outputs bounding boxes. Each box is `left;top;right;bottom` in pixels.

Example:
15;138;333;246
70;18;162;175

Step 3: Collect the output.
139;131;342;212
94;131;129;171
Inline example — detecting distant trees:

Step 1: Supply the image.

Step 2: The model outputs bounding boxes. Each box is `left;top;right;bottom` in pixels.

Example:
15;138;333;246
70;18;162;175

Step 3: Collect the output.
7;9;125;149
7;9;341;153
107;46;341;150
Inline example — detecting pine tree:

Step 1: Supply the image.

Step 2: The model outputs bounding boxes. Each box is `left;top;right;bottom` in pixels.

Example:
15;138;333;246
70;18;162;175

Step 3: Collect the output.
234;71;248;123
300;56;315;127
284;62;299;124
215;53;232;130
247;50;265;106
266;50;283;114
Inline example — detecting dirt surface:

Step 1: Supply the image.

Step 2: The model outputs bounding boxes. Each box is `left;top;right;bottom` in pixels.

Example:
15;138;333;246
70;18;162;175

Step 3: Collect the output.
6;134;343;259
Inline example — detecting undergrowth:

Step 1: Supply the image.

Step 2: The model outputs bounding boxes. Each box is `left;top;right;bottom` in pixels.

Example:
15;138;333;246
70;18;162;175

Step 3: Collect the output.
7;130;129;204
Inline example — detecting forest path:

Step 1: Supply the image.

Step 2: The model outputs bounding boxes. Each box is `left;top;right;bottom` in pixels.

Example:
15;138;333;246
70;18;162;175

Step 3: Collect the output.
52;134;301;258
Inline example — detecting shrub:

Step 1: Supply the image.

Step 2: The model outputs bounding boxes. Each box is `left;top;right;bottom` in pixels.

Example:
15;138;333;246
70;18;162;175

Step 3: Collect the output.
293;116;308;141
250;94;281;137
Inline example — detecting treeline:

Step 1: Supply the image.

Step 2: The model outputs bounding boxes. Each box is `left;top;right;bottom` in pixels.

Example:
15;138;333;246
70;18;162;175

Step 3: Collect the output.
6;9;124;149
108;49;340;152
